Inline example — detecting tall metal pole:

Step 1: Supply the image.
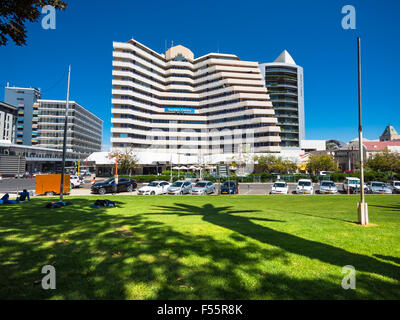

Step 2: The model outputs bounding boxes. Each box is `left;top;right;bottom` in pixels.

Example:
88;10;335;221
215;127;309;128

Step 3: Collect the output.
357;38;368;225
60;64;71;201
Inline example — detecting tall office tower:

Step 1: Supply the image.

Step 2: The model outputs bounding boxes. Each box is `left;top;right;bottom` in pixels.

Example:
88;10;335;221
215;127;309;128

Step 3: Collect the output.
111;38;281;155
4;86;42;146
259;51;305;149
34;100;103;158
0;101;17;142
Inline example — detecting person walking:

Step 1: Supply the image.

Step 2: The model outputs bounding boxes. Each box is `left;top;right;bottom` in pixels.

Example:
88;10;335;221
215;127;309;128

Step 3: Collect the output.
111;180;117;195
91;176;96;185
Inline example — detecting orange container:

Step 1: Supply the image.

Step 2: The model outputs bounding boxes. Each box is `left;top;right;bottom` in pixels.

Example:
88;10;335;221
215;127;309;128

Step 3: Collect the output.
35;174;70;196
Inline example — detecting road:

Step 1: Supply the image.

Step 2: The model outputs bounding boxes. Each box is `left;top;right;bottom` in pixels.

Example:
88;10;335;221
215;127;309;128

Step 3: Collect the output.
0;178;374;196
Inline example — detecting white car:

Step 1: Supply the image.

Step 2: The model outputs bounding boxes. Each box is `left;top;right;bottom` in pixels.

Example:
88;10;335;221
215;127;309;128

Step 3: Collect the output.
270;181;289;195
137;181;170;195
70;175;81;188
392;181;400;194
296;179;314;194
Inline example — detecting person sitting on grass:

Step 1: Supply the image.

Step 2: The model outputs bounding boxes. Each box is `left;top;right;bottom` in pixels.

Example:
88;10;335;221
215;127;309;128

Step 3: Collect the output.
18;189;30;202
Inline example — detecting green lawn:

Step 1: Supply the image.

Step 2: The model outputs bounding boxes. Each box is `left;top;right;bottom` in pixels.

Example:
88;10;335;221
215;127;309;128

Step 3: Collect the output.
0;195;399;299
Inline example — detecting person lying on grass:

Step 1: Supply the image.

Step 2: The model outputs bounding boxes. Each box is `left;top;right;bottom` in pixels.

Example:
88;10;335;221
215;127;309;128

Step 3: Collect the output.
0;193;19;204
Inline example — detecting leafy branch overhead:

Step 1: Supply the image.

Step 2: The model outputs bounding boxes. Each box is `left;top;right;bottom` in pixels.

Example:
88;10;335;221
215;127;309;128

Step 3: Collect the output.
0;0;67;46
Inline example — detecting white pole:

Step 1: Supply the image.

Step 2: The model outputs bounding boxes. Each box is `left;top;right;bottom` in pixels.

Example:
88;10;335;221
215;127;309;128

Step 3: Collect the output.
357;38;368;225
60;64;71;201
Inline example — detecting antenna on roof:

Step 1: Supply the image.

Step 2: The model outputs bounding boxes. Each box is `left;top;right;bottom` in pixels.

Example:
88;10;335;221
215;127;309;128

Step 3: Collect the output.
171;40;174;48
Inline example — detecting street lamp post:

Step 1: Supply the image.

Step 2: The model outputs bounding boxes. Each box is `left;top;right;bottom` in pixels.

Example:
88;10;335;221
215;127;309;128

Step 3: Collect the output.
59;64;71;201
357;38;369;225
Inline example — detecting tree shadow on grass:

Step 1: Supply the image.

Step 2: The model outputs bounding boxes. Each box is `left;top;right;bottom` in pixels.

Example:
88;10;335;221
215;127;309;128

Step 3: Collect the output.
368;204;400;212
374;254;400;266
152;203;400;282
0;198;398;300
289;211;355;224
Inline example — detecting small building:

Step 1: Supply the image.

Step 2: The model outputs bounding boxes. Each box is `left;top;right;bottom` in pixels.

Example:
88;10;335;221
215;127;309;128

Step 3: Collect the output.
0;141;78;177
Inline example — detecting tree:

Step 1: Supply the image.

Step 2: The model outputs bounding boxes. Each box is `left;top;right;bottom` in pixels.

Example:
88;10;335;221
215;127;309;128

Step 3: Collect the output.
254;155;297;174
306;154;337;174
365;150;400;174
0;0;67;46
109;149;139;176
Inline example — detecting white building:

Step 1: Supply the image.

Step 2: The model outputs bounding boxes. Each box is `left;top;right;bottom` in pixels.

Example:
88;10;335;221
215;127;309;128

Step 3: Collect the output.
34;100;103;158
111;38;281;156
0;101;17;143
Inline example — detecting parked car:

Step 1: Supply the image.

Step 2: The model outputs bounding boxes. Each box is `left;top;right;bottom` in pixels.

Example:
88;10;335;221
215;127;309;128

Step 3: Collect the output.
192;181;215;195
391;181;400;194
318;180;338;194
296;179;314;194
91;177;137;194
342;177;367;193
167;180;192;195
366;181;392;194
220;180;239;194
137;181;170;195
270;181;289;195
70;175;81;188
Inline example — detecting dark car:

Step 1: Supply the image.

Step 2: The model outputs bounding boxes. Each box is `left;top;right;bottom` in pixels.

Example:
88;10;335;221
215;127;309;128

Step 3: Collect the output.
91;177;137;194
219;181;239;194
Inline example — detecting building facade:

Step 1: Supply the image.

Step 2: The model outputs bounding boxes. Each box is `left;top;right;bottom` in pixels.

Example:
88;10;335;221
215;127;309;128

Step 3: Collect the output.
111;39;281;155
0;141;79;176
0;101;17;142
34;100;103;158
259;50;305;149
4;86;41;145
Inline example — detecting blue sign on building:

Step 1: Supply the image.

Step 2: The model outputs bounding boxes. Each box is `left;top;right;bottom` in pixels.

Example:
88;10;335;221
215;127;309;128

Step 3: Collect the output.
164;107;195;114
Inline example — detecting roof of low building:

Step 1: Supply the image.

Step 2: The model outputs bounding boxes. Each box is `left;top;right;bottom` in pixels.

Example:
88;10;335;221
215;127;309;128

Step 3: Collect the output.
363;140;400;151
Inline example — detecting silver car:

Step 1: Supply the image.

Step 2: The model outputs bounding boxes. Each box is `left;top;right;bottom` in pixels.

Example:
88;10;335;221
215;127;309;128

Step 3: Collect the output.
167;180;192;195
191;181;215;195
367;181;392;194
319;180;338;194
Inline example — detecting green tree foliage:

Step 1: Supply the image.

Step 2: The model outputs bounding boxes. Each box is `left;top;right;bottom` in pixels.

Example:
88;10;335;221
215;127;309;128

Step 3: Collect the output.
109;149;139;176
254;155;297;174
365;150;400;173
0;0;67;46
306;154;337;174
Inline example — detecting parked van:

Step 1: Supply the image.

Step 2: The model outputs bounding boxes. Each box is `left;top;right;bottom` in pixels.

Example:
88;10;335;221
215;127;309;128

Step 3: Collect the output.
342;177;367;193
35;174;70;196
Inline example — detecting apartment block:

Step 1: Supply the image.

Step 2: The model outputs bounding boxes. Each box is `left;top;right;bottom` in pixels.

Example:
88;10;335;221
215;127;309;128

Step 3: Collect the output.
111;39;281;155
34;100;103;158
0;101;18;142
4;86;41;145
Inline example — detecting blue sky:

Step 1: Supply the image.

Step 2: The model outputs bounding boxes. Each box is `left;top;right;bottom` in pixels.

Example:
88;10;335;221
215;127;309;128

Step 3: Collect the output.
0;0;399;149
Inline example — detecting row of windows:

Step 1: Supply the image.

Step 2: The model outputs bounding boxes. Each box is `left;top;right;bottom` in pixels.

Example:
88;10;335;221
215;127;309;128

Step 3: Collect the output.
114;122;275;133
